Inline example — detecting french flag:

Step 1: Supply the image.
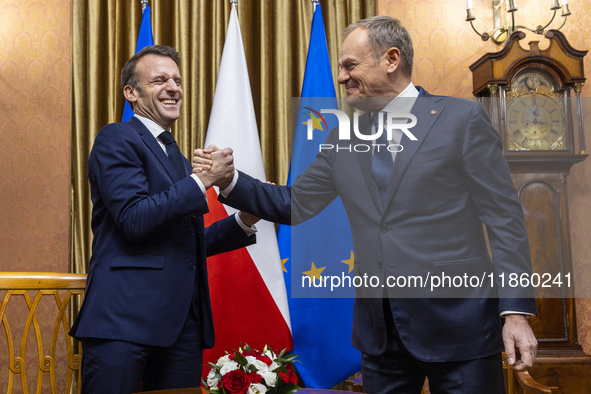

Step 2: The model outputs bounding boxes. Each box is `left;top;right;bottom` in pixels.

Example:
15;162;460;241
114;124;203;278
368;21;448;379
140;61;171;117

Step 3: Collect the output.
201;4;293;374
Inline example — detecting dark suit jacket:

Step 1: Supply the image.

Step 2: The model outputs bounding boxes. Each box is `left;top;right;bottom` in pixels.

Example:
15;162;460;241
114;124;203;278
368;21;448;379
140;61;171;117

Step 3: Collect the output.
220;88;536;362
70;117;255;348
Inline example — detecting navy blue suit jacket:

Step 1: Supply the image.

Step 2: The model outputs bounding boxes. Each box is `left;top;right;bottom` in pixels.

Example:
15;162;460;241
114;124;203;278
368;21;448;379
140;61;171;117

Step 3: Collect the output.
220;88;536;362
70;117;255;348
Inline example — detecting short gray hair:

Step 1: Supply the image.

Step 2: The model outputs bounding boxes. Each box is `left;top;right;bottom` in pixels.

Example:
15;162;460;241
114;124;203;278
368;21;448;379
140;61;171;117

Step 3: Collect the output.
343;16;414;77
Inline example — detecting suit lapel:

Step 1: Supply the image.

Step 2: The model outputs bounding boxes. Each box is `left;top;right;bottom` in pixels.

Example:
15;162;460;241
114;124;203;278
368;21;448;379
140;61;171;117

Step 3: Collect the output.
128;117;182;183
382;92;444;210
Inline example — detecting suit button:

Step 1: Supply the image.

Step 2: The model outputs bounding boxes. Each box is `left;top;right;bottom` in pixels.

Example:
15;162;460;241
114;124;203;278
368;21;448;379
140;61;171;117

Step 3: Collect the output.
188;228;195;236
380;224;388;233
190;262;196;270
377;262;383;270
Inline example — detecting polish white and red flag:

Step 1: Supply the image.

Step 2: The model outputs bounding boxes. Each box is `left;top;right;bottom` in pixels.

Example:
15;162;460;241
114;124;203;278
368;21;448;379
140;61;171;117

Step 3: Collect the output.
201;4;292;373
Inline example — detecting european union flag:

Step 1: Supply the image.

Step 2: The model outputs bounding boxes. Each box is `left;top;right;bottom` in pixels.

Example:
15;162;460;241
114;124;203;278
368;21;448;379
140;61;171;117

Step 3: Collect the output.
122;4;154;122
277;3;360;389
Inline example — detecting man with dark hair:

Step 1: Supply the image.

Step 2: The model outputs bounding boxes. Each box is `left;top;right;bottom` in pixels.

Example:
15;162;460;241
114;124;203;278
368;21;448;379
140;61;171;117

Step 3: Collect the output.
120;45;182;97
69;45;259;394
196;16;537;394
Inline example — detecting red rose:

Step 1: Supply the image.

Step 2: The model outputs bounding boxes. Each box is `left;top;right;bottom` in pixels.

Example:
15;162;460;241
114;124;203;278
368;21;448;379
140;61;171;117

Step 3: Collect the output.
278;368;298;385
248;371;263;384
221;369;250;394
256;355;273;366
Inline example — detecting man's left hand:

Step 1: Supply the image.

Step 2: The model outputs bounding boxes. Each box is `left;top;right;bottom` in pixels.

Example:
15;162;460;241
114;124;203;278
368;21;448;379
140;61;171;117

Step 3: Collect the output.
502;314;538;371
192;145;216;173
195;146;234;189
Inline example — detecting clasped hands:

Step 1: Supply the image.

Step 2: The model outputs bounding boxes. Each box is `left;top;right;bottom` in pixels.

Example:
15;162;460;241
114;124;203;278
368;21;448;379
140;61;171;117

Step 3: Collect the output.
193;145;260;227
192;145;233;190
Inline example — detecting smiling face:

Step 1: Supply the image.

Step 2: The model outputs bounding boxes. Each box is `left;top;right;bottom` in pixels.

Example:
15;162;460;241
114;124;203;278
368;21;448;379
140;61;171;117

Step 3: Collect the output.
337;27;404;111
124;54;183;130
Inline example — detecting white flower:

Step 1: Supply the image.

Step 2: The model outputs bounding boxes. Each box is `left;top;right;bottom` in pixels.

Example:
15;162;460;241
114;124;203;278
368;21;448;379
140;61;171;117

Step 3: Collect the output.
248;383;268;394
220;360;240;375
244;356;258;368
216;355;232;368
247;358;271;374
263;350;276;360
259;371;277;387
207;369;220;388
268;361;280;372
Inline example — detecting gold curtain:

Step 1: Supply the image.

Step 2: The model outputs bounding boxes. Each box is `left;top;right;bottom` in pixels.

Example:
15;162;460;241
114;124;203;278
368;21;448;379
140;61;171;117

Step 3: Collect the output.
71;0;376;274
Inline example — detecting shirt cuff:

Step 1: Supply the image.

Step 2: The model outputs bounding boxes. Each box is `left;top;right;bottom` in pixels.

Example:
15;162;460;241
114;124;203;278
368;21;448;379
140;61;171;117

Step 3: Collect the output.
234;212;257;236
191;173;208;202
500;310;534;318
220;171;239;198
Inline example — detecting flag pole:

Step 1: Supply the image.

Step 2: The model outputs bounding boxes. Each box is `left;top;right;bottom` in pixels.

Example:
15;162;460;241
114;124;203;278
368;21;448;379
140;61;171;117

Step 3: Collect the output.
311;0;319;12
141;0;148;13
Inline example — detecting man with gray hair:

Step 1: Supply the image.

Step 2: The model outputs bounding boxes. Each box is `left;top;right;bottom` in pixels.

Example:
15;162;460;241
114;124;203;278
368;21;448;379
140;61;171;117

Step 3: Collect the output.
195;16;537;394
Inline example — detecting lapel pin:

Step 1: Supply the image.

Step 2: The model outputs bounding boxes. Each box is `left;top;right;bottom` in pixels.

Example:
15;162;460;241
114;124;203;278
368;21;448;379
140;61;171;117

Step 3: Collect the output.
430;110;438;115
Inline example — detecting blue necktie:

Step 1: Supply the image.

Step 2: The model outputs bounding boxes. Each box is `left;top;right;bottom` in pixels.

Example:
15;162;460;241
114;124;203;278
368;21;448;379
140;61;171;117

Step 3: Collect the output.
371;113;393;204
158;131;186;179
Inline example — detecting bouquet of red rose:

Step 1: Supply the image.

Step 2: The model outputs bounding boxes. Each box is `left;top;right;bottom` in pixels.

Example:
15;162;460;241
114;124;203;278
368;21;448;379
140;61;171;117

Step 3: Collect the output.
203;344;299;394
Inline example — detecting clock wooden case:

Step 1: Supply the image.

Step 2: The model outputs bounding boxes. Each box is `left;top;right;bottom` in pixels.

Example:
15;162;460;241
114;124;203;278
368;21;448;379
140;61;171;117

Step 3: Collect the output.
470;30;587;171
470;30;590;393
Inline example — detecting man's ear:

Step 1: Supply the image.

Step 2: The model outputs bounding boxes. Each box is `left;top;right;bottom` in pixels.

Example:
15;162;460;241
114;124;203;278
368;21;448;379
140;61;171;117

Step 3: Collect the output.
385;47;401;74
123;85;138;106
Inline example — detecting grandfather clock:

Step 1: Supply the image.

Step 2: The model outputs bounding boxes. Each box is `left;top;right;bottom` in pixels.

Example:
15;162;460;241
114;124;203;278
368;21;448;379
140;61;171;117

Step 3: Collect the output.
470;30;591;393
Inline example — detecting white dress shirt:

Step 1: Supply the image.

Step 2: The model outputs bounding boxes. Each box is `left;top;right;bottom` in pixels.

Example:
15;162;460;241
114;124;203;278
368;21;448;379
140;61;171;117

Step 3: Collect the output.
133;114;255;235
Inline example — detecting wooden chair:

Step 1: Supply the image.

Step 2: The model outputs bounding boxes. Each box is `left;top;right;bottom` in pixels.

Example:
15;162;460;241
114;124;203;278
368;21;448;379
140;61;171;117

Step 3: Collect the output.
0;272;86;394
509;370;560;394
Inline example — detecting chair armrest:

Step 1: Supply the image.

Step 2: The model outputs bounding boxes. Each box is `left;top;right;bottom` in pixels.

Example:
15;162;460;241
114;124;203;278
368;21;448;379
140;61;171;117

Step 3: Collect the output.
515;370;559;394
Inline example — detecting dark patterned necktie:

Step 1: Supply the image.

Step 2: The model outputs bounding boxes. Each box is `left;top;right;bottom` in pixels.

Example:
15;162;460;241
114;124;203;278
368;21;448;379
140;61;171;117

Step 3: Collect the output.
371;113;393;204
158;131;186;179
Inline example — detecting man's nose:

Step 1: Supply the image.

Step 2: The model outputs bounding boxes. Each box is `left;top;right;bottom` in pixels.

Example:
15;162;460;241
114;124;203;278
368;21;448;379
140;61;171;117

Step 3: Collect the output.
337;68;348;85
165;78;181;91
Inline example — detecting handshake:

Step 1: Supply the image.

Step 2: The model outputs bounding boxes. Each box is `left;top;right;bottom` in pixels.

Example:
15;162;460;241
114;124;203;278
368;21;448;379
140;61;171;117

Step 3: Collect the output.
191;145;234;190
192;145;261;227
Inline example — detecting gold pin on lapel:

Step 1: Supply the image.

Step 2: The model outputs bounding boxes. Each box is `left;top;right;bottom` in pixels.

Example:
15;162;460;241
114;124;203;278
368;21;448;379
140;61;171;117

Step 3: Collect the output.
430;110;438;115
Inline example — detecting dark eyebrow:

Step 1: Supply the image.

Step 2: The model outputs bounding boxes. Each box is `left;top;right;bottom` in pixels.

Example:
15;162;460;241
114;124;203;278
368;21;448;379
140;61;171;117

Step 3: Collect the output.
150;75;167;81
150;75;182;84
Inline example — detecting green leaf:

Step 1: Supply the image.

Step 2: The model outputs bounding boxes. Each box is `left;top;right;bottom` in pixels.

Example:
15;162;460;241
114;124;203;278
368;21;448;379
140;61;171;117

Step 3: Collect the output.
275;384;300;394
234;349;248;366
272;365;288;374
281;354;298;362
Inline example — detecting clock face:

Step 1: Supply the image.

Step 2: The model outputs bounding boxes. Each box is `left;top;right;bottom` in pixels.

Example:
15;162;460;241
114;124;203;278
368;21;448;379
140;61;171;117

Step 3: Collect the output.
506;71;567;151
506;94;566;150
